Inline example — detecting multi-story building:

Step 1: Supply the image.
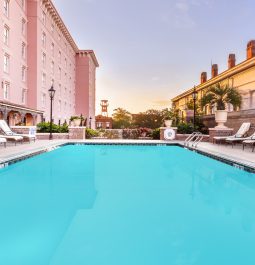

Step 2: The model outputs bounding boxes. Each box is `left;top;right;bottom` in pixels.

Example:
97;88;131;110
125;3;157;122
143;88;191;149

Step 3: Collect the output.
172;40;255;122
0;0;98;127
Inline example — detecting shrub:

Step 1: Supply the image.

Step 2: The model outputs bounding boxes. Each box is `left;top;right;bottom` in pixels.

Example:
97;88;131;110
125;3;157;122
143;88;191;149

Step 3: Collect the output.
152;128;160;139
85;128;99;139
138;127;152;137
123;129;140;139
37;122;69;133
177;123;194;134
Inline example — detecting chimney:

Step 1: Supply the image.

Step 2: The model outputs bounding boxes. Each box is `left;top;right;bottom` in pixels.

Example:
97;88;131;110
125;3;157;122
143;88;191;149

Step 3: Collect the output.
228;54;236;69
200;72;207;84
211;64;218;78
247;40;255;59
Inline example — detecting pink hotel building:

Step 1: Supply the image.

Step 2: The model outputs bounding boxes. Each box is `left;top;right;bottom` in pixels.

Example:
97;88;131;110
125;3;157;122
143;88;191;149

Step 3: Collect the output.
0;0;99;127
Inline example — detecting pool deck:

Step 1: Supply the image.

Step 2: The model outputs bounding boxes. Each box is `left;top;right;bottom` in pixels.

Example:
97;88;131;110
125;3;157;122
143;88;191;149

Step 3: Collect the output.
0;139;255;171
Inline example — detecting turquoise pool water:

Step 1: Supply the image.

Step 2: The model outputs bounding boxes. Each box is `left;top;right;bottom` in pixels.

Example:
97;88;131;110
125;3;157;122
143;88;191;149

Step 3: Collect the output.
0;144;255;264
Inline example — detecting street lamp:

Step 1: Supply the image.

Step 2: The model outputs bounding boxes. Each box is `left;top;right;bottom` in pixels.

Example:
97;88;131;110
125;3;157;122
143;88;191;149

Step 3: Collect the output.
89;116;92;129
192;86;198;132
48;85;56;140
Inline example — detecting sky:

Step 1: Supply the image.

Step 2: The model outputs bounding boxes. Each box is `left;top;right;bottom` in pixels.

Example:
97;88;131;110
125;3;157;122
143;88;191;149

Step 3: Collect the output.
52;0;255;115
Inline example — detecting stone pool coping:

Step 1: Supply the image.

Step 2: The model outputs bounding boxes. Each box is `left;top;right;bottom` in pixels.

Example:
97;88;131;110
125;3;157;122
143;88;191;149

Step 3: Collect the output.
0;139;255;173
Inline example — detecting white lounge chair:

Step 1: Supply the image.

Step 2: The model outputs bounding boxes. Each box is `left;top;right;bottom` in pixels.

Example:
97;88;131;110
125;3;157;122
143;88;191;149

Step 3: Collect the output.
0;137;7;148
0;120;36;143
213;122;251;144
0;135;23;145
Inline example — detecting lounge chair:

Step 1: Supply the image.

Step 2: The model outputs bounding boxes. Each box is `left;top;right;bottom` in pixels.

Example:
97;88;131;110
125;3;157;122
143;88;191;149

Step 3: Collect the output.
242;139;255;152
0;137;7;148
213;122;251;144
0;120;36;142
0;135;23;145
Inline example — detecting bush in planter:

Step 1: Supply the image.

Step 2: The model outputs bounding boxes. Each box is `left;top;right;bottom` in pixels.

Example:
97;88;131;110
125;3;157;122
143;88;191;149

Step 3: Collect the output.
138;127;152;137
123;129;140;139
152;128;160;139
37;122;69;133
85;128;99;139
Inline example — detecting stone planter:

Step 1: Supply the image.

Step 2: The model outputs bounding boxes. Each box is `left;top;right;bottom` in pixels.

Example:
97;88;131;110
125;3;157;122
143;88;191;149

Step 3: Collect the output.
164;120;173;127
215;110;228;128
72;119;81;127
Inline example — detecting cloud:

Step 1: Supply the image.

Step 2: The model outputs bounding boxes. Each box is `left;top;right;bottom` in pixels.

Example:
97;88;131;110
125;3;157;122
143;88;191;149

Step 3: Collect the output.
161;0;213;29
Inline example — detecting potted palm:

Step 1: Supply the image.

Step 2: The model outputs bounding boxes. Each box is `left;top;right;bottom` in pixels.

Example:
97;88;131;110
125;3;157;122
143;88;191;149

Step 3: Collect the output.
200;83;242;128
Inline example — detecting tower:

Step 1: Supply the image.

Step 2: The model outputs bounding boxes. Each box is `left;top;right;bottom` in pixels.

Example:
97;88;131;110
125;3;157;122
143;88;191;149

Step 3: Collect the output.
100;100;109;117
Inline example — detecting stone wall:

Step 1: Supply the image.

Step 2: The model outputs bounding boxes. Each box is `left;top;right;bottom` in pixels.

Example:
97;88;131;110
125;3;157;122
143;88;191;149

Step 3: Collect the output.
202;109;255;133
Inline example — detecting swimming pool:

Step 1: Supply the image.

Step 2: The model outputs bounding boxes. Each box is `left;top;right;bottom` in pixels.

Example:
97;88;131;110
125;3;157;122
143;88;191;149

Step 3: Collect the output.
0;144;255;265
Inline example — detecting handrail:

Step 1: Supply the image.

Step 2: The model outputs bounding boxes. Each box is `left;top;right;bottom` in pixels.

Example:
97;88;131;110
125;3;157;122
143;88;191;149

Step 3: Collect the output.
184;132;204;148
192;133;204;148
184;132;197;146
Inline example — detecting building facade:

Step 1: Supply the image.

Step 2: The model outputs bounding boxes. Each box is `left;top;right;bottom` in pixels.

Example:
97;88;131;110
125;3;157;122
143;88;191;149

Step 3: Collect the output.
0;0;98;126
95;115;113;129
172;40;255;121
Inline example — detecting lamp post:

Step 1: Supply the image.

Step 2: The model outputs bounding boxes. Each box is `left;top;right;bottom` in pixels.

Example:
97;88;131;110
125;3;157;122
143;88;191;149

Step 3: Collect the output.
89;116;92;129
48;85;56;140
192;86;198;132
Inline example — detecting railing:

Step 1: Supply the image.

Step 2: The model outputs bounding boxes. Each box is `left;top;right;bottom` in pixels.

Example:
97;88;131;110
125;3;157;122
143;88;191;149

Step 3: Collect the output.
184;132;204;148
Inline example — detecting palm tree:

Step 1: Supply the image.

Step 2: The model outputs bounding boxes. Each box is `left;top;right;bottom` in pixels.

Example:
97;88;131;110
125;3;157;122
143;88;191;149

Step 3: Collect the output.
200;83;242;111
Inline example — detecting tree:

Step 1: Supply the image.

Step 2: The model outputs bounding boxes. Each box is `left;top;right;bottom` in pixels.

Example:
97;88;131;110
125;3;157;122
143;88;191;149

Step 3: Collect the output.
112;108;132;129
132;109;164;129
200;83;242;111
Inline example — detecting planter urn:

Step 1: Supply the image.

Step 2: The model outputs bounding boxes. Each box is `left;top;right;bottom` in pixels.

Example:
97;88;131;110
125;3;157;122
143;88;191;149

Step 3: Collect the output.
215;110;228;128
164;120;173;128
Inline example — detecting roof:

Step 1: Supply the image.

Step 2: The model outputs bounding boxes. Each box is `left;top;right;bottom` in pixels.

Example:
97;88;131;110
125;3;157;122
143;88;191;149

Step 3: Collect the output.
172;56;255;102
77;50;99;67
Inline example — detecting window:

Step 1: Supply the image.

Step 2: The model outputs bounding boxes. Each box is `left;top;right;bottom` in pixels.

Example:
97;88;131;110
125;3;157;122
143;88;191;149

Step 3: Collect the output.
42;11;46;25
58;33;61;41
58;67;61;80
42;72;46;86
58;84;61;96
3;25;9;45
42;93;46;107
21;42;26;59
21;89;27;104
51;61;54;75
64;58;67;68
22;19;26;35
58;100;61;112
3;0;9;17
21;66;26;82
21;0;25;10
3;54;10;73
51;42;54;56
3;82;9;100
58;51;61;63
42;32;46;47
42;53;46;67
51;23;54;33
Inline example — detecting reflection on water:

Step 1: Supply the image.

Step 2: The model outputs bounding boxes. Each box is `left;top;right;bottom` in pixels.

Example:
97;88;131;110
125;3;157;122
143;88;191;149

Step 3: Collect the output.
0;146;97;265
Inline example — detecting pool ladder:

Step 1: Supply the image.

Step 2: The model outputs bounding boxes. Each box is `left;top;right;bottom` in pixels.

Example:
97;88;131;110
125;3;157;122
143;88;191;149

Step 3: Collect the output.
184;132;204;148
